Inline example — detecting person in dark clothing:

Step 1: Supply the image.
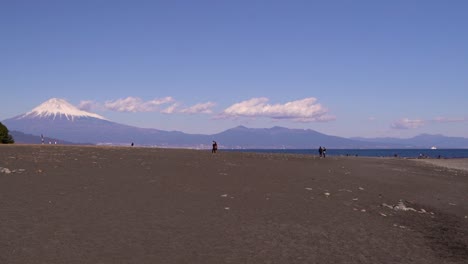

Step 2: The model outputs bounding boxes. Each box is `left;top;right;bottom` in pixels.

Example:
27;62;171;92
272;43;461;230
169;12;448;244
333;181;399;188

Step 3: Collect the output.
323;147;327;158
212;141;218;153
318;146;323;157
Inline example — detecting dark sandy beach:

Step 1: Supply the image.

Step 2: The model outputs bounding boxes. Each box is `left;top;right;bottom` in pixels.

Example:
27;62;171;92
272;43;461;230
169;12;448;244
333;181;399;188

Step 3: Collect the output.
1;145;467;264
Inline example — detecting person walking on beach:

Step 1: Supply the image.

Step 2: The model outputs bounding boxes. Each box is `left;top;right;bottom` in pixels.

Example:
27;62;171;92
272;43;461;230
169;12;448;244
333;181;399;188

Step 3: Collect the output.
212;141;218;153
318;146;323;157
323;147;327;158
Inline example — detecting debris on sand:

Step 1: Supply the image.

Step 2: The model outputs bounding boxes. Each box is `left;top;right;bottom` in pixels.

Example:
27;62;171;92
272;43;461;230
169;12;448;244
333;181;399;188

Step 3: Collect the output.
220;194;228;198
324;192;331;197
305;187;313;191
0;167;24;174
358;187;365;191
0;167;12;174
393;200;417;212
382;200;432;214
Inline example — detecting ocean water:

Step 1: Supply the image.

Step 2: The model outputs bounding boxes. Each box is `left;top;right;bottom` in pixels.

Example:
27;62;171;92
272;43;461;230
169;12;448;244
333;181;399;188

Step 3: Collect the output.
225;149;468;159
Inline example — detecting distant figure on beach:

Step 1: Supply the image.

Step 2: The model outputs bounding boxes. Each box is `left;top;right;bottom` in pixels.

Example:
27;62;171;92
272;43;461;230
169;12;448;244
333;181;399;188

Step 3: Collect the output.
318;146;323;157
131;142;134;147
212;141;218;153
323;147;327;158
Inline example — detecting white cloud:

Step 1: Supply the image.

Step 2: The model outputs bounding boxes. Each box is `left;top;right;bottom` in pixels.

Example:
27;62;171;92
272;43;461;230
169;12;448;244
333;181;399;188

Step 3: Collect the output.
180;102;216;114
391;116;467;130
161;103;180;114
104;97;174;112
432;117;466;123
220;97;335;122
391;118;425;129
78;100;98;112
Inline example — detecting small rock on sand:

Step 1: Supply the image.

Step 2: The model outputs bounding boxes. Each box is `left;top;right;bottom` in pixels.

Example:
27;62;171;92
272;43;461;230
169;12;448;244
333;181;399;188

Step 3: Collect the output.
0;167;12;174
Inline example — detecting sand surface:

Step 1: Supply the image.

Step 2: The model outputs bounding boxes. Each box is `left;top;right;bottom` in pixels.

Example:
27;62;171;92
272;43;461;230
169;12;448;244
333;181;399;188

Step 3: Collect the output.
1;145;467;264
413;158;468;173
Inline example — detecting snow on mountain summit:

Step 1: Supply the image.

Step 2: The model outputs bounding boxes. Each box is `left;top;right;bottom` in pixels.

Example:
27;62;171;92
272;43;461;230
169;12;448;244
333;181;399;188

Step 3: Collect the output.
19;98;107;121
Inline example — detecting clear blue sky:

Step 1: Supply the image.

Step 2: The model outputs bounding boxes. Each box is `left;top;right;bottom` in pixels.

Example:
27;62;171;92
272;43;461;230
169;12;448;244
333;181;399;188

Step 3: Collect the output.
1;0;467;138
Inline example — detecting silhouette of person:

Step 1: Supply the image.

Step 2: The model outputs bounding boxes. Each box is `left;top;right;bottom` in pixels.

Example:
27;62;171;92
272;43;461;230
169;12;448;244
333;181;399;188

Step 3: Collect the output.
318;146;323;157
323;147;327;158
212;141;218;153
131;142;134;147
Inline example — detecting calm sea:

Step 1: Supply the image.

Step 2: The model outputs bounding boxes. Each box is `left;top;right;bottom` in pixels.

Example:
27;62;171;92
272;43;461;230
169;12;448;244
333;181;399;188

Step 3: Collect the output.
225;149;468;158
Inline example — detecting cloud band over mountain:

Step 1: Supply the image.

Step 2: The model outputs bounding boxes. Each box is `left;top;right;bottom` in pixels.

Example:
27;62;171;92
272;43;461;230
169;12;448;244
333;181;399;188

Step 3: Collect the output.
104;97;175;112
79;96;335;123
391;117;467;130
220;97;335;122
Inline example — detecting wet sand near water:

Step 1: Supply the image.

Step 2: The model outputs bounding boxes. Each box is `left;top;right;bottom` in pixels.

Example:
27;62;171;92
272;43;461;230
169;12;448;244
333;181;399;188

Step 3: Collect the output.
0;145;467;264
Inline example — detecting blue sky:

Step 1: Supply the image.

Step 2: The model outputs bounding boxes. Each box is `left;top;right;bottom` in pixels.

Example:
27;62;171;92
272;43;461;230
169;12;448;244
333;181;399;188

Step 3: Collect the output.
1;0;467;138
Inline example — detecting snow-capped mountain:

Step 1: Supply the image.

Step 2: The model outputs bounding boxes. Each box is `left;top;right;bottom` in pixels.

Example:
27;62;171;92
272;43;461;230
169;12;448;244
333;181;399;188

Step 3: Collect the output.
3;98;205;145
17;98;106;121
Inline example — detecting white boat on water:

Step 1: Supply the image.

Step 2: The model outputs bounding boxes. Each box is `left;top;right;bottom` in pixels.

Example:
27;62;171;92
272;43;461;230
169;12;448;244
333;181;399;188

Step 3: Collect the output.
430;146;437;150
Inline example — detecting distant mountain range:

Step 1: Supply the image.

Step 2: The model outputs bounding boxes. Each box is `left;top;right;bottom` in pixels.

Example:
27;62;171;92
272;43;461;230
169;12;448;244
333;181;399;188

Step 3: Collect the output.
9;130;86;145
3;98;468;149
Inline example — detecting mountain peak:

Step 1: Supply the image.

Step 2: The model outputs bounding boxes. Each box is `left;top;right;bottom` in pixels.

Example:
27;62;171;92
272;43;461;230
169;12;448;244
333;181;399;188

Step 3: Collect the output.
231;125;249;130
19;98;106;121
